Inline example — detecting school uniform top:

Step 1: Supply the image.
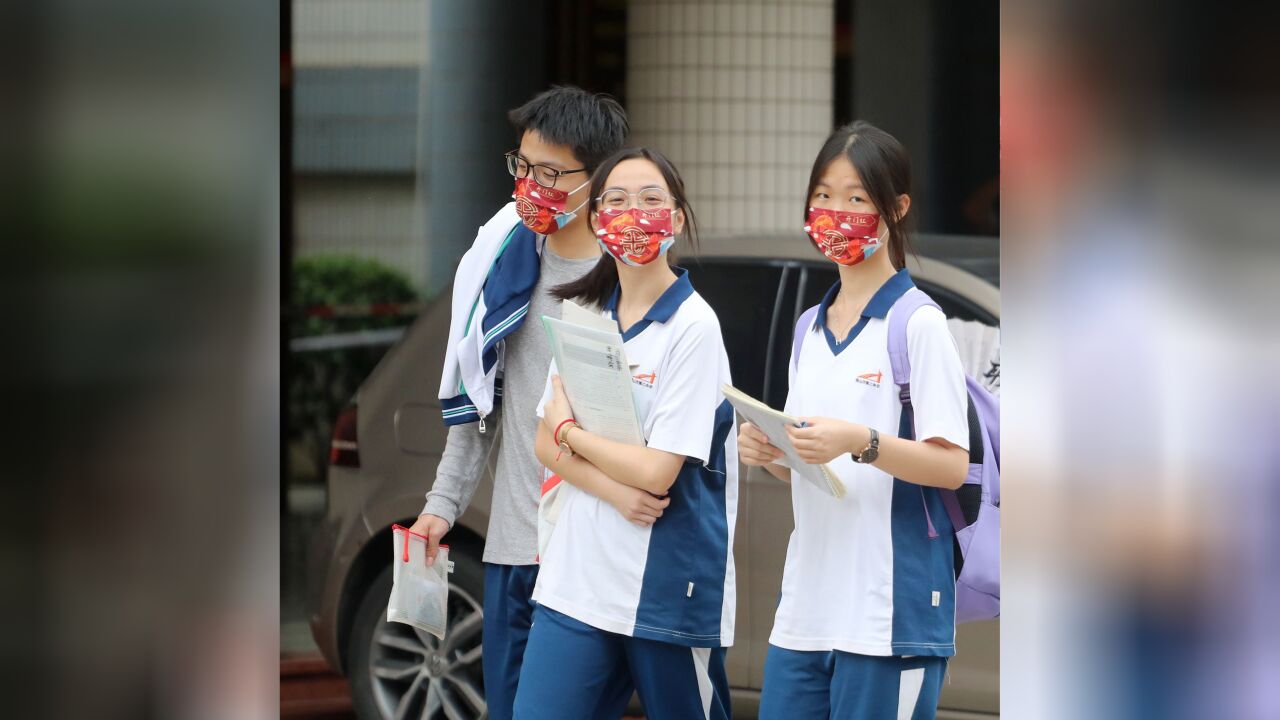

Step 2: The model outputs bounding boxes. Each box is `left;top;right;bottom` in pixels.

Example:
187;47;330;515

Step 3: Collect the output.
535;268;739;648
772;268;970;657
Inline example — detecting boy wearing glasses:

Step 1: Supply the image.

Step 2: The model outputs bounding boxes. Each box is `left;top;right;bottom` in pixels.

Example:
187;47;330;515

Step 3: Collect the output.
409;86;628;719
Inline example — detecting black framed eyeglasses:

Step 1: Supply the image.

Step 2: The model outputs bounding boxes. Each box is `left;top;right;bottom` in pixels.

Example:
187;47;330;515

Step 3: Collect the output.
505;151;586;189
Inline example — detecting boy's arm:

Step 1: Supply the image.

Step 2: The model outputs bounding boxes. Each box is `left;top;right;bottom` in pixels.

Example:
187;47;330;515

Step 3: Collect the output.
421;406;501;526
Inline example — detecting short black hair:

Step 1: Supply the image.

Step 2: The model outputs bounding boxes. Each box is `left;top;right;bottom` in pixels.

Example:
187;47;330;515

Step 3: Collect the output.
508;86;630;173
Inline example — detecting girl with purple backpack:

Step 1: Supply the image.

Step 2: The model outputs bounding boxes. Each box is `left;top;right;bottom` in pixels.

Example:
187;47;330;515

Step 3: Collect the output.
738;121;972;720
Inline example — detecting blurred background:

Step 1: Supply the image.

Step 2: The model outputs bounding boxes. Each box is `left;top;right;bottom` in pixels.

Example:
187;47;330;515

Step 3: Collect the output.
282;0;997;668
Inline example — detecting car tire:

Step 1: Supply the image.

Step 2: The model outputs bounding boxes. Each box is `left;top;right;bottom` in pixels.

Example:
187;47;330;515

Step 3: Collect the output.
348;552;487;720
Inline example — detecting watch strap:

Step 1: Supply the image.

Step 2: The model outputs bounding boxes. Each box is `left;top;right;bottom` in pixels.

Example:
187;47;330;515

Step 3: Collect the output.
854;427;879;463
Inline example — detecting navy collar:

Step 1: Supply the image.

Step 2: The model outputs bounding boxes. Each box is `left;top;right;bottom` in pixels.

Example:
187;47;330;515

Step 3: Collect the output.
816;268;915;355
604;267;695;341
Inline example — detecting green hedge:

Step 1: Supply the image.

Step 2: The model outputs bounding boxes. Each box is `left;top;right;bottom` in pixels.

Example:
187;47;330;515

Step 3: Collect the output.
288;255;420;482
291;254;419;335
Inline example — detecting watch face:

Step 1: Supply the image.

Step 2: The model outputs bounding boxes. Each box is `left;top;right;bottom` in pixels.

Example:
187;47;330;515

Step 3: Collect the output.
860;448;879;463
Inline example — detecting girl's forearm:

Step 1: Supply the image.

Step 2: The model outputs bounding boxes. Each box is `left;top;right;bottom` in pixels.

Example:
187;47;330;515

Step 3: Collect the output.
564;426;684;496
534;425;623;503
870;434;967;490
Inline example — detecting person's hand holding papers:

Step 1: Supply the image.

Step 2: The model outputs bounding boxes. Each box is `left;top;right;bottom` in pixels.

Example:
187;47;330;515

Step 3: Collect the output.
786;417;870;465
740;415;862;469
738;421;784;467
722;385;845;498
537;374;673;528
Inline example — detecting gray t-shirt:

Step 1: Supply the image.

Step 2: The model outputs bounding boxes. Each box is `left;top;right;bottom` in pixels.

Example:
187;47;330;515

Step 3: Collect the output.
423;245;598;565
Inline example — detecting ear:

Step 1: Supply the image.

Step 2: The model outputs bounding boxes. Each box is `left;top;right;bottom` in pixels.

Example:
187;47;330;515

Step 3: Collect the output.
896;194;911;220
672;207;686;236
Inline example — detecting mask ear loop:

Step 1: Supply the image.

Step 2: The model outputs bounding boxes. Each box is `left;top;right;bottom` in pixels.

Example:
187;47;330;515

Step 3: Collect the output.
863;223;890;261
553;176;593;228
559;176;591;212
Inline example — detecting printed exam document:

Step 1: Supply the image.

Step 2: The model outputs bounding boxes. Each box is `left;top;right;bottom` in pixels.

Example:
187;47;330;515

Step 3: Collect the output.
542;309;646;446
722;384;846;498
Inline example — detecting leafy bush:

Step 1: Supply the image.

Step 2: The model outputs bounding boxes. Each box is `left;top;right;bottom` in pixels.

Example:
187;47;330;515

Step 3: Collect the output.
288;255;419;481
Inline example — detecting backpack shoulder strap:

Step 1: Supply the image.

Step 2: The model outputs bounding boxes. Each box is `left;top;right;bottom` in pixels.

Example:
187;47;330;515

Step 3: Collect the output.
889;288;981;533
887;287;942;394
791;305;821;372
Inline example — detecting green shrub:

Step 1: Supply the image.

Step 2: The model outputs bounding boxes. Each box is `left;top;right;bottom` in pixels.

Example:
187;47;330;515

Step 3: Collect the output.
288;255;420;482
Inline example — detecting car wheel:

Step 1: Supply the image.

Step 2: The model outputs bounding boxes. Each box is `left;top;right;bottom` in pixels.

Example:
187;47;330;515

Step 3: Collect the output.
348;555;487;720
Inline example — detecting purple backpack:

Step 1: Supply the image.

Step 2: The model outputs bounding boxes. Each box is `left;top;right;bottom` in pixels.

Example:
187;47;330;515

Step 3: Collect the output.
791;287;1000;623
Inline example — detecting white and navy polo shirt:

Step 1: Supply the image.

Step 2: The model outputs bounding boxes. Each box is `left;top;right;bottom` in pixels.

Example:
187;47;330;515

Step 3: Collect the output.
772;268;970;657
535;268;739;648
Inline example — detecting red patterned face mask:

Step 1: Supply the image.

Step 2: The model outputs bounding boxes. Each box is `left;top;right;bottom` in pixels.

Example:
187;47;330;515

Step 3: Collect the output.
512;177;588;234
803;207;883;266
594;208;676;266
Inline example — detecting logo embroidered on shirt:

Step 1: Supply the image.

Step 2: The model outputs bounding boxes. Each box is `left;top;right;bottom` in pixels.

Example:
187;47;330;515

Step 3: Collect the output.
632;371;656;388
855;370;883;388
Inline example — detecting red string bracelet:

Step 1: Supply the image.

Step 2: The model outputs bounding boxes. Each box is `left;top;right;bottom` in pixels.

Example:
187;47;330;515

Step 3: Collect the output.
553;418;578;445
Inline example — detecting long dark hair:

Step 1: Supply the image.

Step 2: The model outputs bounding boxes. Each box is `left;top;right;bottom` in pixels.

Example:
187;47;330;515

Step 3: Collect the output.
804;121;915;270
553;146;699;308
